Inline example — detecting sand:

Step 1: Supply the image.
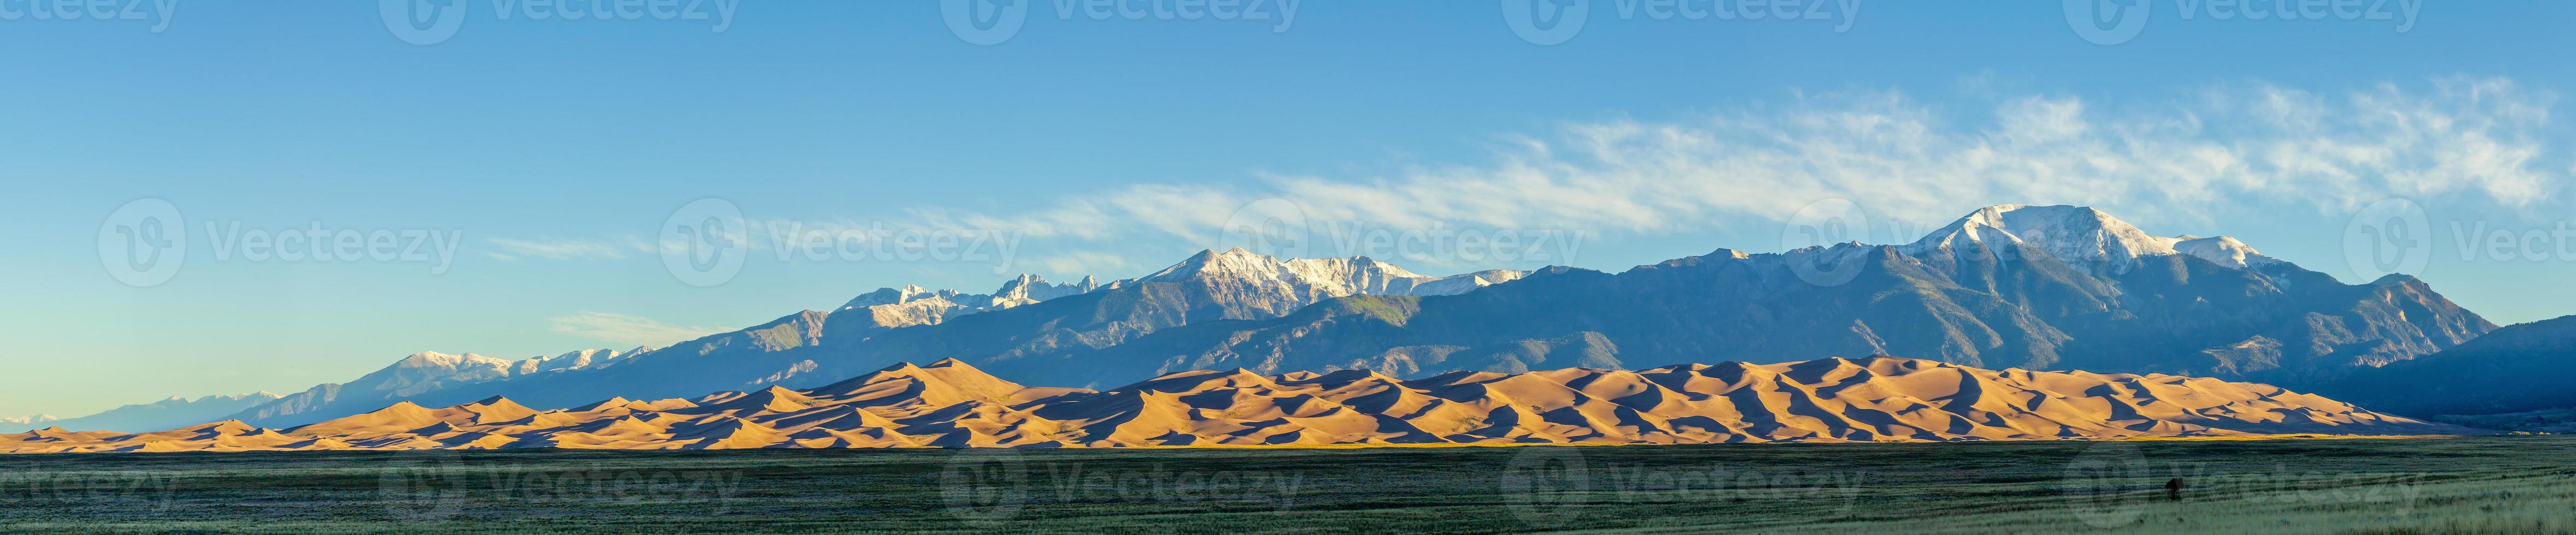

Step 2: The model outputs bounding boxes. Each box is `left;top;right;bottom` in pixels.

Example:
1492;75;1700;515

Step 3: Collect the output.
0;356;2468;453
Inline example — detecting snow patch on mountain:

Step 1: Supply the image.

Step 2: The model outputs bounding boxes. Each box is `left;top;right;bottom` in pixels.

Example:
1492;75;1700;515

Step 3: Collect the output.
2171;235;2283;269
834;252;1525;330
1131;248;1531;300
307;349;639;403
1903;205;2282;273
0;414;59;426
838;275;1103;328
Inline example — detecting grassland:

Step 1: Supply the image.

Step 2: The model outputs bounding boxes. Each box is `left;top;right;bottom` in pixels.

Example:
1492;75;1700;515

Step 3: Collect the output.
3;437;2573;533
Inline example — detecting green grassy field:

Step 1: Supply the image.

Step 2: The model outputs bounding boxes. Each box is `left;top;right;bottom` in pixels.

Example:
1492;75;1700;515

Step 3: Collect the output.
3;437;2573;533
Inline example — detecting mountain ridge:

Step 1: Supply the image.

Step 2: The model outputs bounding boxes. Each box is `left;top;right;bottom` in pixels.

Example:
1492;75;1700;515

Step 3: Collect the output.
1051;212;2489;391
205;251;1532;429
0;392;283;434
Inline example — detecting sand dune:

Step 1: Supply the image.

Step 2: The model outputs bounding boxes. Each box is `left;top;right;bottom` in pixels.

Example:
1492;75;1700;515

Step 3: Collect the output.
0;356;2466;453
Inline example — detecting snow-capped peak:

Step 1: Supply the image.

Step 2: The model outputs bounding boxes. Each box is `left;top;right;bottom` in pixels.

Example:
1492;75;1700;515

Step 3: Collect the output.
993;274;1097;304
2171;235;2282;269
840;285;949;310
1136;248;1528;299
1903;205;2281;272
515;348;630;375
824;249;1531;330
1906;205;2176;262
834;274;1105;329
840;274;1102;313
1138;248;1291;282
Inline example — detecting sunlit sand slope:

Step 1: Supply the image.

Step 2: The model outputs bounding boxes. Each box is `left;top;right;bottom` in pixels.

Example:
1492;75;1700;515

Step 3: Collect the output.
0;356;2464;453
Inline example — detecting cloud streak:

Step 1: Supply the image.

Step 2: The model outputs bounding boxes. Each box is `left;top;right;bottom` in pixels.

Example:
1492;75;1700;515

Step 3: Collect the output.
485;237;654;261
488;76;2566;282
929;76;2561;249
547;312;721;348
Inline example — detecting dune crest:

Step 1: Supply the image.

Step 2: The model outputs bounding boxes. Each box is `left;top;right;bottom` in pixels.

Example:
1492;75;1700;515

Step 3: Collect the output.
0;357;2465;453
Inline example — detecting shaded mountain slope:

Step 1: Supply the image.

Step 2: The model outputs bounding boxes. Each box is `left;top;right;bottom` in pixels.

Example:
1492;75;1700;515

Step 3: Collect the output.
2318;316;2576;417
1063;235;2486;390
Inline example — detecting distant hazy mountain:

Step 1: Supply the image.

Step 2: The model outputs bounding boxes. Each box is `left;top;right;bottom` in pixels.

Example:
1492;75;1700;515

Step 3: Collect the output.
0;392;282;433
183;204;2489;431
217;255;1524;429
223;349;639;428
0;356;2464;453
2318;316;2576;417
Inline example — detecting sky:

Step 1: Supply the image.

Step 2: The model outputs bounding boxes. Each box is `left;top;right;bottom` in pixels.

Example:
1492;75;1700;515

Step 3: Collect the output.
5;1;2574;418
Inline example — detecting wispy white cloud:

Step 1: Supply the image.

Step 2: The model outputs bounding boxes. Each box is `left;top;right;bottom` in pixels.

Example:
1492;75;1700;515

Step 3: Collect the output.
1030;251;1138;277
547;312;721;348
485;237;654;261
488;77;2567;283
925;76;2561;248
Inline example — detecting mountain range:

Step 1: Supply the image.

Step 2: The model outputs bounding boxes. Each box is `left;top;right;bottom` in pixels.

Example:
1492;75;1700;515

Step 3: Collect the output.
0;392;280;434
0;356;2464;453
28;205;2514;433
221;349;643;427
176;252;1535;430
1060;205;2491;392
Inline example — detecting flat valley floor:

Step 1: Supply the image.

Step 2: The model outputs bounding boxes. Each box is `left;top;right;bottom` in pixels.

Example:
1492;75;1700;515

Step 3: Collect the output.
5;437;2575;533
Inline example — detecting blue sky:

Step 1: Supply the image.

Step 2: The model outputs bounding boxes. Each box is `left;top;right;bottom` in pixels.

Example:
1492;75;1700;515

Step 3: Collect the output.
5;1;2573;418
